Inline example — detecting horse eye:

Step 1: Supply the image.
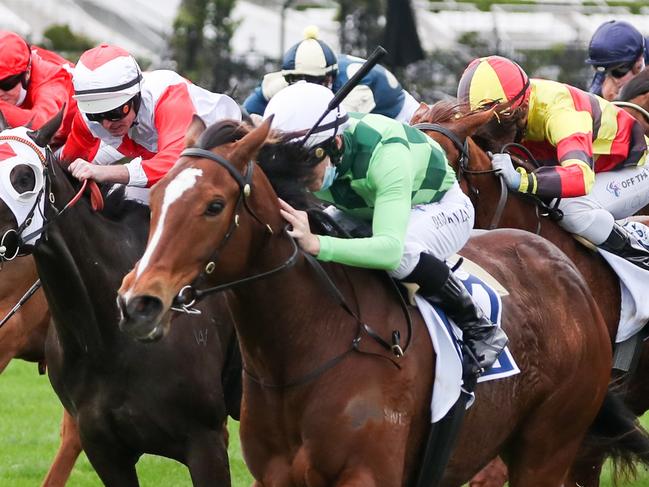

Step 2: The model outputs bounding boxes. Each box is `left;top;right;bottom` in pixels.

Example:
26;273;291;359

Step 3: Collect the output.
204;200;224;216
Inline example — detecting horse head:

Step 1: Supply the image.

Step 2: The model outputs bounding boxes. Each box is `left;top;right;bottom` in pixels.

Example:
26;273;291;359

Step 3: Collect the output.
118;116;277;341
0;109;63;261
617;69;649;135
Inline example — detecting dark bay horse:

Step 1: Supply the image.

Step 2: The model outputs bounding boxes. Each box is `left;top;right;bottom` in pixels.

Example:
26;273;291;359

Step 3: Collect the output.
411;101;649;486
0;256;83;487
118;116;631;486
0;113;241;487
616;69;649;135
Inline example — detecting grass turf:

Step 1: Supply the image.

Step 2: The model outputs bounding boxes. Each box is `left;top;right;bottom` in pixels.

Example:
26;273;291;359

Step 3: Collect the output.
1;359;648;486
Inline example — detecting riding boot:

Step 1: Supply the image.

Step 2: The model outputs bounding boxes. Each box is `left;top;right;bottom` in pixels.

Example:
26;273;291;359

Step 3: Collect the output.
598;223;649;272
404;253;509;375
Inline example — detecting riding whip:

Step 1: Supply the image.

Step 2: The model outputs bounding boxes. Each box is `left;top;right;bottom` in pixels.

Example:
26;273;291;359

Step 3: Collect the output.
0;279;41;329
300;46;388;146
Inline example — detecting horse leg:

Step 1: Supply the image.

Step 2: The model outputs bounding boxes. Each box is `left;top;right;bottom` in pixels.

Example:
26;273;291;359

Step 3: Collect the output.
507;432;584;487
41;409;82;487
186;430;231;487
82;442;140;487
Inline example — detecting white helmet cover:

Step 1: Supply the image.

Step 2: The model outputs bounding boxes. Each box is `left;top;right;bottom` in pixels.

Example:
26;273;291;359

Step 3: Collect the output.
263;82;349;147
73;44;142;114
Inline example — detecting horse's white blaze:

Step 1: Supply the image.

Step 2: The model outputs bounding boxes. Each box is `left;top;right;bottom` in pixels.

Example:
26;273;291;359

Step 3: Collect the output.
136;168;203;278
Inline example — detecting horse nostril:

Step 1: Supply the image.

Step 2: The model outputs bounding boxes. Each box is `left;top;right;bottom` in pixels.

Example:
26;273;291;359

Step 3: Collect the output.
126;295;164;322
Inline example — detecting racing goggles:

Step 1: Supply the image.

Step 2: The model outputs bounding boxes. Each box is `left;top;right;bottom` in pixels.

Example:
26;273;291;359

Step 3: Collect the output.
0;72;25;91
87;97;135;123
596;61;636;79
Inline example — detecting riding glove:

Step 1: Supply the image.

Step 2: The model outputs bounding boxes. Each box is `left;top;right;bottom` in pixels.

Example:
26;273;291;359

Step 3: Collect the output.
490;153;523;192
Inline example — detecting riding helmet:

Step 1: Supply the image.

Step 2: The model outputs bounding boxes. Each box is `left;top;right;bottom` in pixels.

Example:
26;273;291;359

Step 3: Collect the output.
73;44;143;114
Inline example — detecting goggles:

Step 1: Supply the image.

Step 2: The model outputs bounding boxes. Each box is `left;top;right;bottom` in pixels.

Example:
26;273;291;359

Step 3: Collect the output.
86;97;135;123
0;72;24;91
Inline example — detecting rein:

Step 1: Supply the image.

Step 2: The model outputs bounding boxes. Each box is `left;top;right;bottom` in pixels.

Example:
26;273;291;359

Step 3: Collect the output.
173;146;411;389
613;100;649;125
414;122;508;230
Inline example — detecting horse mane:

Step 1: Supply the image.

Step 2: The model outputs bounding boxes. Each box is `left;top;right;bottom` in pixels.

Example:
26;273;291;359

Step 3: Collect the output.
100;185;150;222
618;69;649;101
416;100;464;124
196;119;320;210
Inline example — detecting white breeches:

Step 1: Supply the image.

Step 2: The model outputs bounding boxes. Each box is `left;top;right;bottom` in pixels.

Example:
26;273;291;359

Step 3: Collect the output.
558;164;649;244
391;183;474;279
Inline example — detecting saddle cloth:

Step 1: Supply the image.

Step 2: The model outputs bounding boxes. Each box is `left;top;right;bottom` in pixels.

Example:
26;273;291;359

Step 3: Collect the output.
414;259;519;423
598;220;649;343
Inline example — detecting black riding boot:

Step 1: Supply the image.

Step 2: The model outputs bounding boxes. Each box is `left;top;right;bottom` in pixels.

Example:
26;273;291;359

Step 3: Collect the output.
405;253;509;374
599;223;649;272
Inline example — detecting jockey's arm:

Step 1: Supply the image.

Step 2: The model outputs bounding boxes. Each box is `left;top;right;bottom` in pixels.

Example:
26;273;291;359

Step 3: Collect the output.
316;143;411;270
518;110;595;199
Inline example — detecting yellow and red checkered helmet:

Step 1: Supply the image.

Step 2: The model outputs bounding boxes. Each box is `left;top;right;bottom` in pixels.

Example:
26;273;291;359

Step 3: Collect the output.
457;56;530;112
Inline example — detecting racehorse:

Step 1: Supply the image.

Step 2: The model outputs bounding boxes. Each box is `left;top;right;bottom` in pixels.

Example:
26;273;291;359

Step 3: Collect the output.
411;100;649;486
118;116;643;486
0;111;242;487
0;256;83;487
615;69;649;135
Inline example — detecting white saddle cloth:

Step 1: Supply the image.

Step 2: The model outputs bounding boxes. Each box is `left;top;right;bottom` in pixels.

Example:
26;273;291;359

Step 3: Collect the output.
415;260;519;423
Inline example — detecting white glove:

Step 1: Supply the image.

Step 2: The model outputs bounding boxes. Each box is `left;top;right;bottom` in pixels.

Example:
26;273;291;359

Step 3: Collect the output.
490;152;522;191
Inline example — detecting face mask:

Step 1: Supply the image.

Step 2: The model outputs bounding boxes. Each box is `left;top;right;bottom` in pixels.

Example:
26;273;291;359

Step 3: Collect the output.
320;163;337;191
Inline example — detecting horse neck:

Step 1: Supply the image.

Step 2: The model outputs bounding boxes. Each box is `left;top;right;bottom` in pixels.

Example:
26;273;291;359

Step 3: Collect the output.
229;229;387;387
34;166;149;358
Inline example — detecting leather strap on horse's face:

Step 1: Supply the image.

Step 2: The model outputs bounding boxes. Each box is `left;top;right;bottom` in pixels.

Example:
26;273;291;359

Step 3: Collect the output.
172;147;291;310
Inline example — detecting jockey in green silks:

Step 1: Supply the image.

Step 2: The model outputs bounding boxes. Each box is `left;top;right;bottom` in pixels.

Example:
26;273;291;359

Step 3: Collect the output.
264;82;508;374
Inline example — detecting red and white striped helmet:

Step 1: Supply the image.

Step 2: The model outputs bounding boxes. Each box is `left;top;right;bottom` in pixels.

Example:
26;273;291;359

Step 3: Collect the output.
73;44;142;114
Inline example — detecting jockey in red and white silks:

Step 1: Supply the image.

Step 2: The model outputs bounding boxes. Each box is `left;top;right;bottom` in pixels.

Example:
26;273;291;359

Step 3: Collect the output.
0;31;77;148
62;44;241;189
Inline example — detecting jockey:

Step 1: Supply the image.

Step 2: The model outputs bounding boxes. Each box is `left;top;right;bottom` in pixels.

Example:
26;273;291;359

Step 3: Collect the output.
62;44;241;188
243;26;419;123
586;21;646;101
458;55;649;270
0;31;77;148
265;82;508;373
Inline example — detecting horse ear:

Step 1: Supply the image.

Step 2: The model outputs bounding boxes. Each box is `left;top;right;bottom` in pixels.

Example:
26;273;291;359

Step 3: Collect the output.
233;116;272;166
410;102;430;124
27;106;65;147
459;107;497;139
185;115;207;148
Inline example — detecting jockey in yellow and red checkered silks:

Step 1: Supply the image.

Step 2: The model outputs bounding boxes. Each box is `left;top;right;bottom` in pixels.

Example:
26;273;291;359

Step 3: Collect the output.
457;56;531;112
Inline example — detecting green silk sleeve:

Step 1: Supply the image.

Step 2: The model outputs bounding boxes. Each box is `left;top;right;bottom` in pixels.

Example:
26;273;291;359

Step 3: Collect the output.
316;143;412;270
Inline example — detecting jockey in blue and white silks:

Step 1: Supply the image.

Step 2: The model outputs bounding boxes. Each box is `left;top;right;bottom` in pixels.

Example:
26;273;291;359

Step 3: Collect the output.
242;27;419;123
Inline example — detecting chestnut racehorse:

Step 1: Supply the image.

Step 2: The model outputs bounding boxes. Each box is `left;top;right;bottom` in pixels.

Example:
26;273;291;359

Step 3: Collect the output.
118;116;643;486
412;101;649;486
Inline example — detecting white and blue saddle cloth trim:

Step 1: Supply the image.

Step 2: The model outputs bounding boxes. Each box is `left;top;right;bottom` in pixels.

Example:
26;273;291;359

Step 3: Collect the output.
414;268;519;423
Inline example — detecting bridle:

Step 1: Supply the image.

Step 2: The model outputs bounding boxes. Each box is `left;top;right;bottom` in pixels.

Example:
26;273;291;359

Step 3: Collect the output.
613;100;649;125
413;122;562;233
413;122;508;230
0;134;101;262
170;147;299;311
170;146;412;389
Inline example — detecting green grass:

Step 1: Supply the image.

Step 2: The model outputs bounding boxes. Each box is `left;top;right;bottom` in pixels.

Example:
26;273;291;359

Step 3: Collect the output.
0;360;253;486
1;359;649;486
